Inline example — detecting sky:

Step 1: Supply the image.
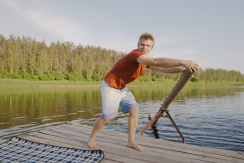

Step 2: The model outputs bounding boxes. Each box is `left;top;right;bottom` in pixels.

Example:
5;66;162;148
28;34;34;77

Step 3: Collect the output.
0;0;243;73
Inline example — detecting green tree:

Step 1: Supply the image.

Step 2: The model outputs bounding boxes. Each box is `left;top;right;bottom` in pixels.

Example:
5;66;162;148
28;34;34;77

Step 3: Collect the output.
36;48;50;76
70;47;83;79
5;35;16;74
83;46;95;80
48;42;55;72
14;36;22;74
0;35;7;70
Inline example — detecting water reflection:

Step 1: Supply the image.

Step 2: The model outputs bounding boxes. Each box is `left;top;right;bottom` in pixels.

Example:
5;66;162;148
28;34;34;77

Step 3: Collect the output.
0;86;244;152
148;114;160;139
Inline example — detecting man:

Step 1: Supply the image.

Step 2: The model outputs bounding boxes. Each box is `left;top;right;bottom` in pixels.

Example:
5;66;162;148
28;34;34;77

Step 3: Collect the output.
88;33;199;152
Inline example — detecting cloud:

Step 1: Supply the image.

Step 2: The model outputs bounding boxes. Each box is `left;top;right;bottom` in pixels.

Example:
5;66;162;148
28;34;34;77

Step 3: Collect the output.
152;48;197;59
150;30;200;59
156;29;199;45
23;9;88;44
1;0;88;45
0;0;19;10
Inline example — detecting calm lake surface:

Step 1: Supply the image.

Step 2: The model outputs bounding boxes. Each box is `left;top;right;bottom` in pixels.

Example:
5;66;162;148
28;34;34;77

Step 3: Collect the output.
0;85;244;153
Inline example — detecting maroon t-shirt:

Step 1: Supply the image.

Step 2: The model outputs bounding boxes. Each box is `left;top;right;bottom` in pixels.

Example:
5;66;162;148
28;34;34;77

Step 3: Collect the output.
104;49;147;89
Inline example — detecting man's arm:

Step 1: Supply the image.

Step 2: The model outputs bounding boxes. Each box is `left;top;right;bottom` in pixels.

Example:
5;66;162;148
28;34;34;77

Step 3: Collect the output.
148;66;184;73
137;55;199;72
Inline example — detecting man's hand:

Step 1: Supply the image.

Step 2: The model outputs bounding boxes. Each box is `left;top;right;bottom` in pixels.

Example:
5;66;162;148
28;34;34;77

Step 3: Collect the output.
182;60;199;73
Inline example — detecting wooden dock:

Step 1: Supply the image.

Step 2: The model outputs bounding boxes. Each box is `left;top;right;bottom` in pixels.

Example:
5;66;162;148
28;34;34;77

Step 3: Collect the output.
2;122;244;163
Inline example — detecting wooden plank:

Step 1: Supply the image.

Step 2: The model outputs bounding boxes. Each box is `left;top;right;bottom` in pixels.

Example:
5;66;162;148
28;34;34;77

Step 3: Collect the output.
49;125;243;163
35;131;179;163
45;127;221;163
100;159;122;163
0;139;8;143
18;134;142;163
64;123;181;145
67;123;243;160
61;124;182;147
60;124;244;162
28;132;169;163
68;122;199;150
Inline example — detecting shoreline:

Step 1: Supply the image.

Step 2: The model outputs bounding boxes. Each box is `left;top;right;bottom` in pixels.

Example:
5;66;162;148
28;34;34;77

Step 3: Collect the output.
1;79;244;87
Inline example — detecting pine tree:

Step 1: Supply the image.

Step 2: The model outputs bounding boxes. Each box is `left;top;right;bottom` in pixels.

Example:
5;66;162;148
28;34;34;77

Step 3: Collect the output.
14;36;22;74
0;35;7;70
71;46;83;79
63;41;74;73
36;48;50;76
29;39;39;75
83;45;95;80
5;35;17;74
48;42;55;72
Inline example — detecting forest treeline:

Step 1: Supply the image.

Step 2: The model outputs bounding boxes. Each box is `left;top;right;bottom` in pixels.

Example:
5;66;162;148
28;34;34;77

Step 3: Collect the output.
0;34;243;82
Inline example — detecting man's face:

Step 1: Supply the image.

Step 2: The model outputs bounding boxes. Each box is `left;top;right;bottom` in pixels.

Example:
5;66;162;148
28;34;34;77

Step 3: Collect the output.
137;39;154;55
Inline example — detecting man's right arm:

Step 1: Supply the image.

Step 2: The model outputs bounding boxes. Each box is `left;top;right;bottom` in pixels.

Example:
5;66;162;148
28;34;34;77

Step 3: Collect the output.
137;55;199;73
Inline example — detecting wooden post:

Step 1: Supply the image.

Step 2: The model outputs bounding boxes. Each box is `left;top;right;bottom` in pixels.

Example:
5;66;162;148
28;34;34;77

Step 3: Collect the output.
163;68;195;109
140;69;195;141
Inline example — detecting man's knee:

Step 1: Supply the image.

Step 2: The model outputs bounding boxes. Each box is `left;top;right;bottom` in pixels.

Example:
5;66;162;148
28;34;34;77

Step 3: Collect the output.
99;117;110;124
128;109;139;116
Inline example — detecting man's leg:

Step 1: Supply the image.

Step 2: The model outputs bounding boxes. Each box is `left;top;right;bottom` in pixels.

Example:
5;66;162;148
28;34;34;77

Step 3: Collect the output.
127;109;143;152
89;80;121;148
88;117;110;148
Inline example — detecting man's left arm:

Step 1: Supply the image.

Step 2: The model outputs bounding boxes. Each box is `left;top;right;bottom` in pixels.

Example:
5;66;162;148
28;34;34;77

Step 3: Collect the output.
148;66;184;73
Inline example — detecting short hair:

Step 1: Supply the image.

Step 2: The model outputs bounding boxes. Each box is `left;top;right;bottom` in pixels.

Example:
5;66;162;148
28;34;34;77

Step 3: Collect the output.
139;33;155;47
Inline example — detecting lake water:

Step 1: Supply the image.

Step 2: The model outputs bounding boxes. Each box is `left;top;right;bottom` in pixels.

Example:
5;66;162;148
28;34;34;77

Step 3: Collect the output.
0;85;244;153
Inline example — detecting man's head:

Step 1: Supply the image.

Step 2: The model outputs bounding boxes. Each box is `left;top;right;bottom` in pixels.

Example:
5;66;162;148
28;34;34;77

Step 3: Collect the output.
137;33;155;55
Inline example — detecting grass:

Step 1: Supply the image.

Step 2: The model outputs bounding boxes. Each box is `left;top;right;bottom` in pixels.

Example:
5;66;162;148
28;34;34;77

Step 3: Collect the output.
130;81;244;87
0;78;244;87
0;78;102;87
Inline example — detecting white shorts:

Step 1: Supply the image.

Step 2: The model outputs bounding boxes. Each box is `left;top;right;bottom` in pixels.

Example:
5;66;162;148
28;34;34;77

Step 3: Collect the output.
100;80;139;119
